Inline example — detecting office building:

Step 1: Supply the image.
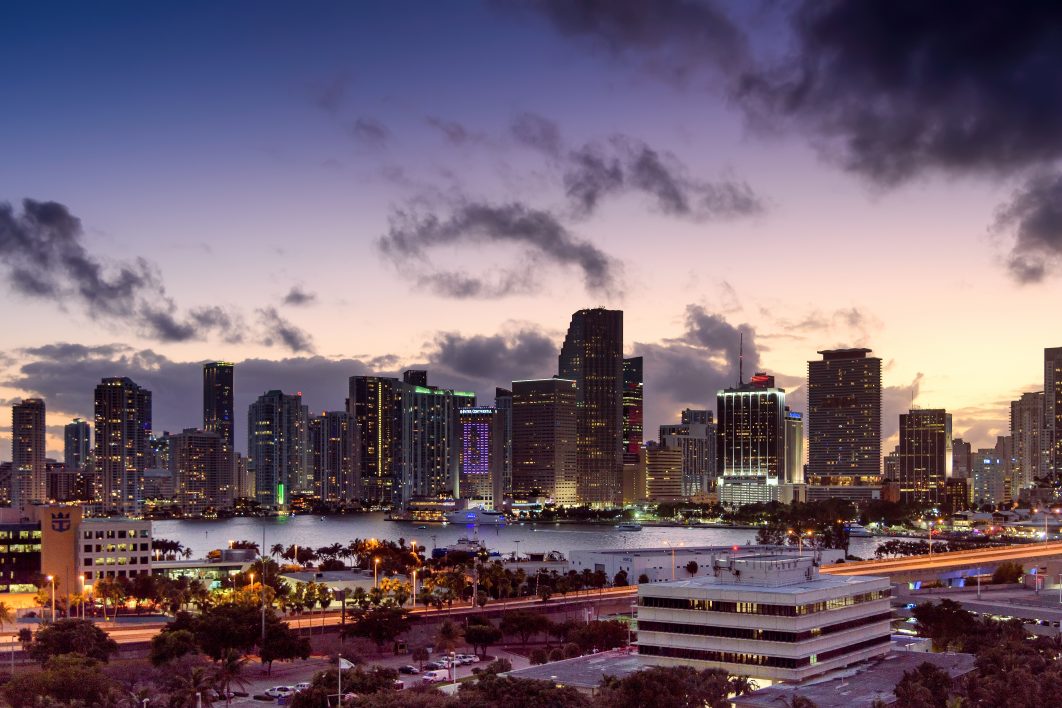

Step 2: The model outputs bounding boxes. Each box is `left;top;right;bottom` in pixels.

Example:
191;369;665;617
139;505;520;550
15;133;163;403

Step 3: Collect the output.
397;371;474;502
972;448;1007;507
952;438;972;480
897;408;953;508
79;516;153;589
559;308;624;506
349;375;402;504
63;419;91;471
785;409;804;485
309;411;357;503
459;408;497;506
1010;391;1046;496
659;409;717;497
623;357;644;465
1047;347;1062;479
716;373;786;506
167;428;226;515
94;378;152;515
511;378;578;504
806;349;882;489
202;363;234;448
12;399;47;510
642;443;684;502
247;390;308;511
493;388;513;504
637;554;892;682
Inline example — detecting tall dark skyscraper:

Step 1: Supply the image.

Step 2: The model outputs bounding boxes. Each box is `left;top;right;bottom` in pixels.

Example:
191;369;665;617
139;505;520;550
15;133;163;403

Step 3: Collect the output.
511;378;578;504
559;307;623;506
349;376;401;505
807;348;882;484
493;387;513;505
94;377;152;514
397;372;474;503
63;418;91;470
12;398;46;509
716;373;786;507
897;408;952;507
459;407;497;505
622;356;644;465
203;362;235;449
309;411;357;503
1045;347;1062;478
247;390;308;510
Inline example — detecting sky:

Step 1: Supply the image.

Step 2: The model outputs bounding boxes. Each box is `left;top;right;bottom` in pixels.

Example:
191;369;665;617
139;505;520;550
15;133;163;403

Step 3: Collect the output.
3;1;1062;459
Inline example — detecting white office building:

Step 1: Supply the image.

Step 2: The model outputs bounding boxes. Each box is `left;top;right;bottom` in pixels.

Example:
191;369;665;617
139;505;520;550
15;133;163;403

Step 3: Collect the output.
79;518;153;589
637;554;891;683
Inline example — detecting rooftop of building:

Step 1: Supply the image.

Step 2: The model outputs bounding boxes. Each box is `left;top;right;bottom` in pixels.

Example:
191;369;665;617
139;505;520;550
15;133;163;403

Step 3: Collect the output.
504;648;646;690
642;555;887;594
732;649;975;707
572;544;802;558
816;348;874;358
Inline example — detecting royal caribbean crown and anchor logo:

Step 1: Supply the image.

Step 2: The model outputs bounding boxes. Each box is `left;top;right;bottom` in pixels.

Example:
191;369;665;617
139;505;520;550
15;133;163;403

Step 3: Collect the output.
50;511;72;533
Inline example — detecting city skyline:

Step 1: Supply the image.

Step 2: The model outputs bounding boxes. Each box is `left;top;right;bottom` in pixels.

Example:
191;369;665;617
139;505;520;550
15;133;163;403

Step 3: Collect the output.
3;2;1062;460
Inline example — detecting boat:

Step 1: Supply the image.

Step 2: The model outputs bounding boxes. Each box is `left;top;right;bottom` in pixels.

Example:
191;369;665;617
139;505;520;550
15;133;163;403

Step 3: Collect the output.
847;523;872;538
444;507;507;525
615;522;643;531
432;536;489;559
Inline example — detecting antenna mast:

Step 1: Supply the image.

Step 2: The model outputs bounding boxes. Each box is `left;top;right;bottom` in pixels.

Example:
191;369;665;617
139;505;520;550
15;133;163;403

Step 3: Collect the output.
738;331;744;386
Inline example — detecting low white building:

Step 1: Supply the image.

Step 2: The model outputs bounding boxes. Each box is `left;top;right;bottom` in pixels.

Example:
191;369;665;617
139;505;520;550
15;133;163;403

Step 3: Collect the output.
570;545;845;585
637;554;891;683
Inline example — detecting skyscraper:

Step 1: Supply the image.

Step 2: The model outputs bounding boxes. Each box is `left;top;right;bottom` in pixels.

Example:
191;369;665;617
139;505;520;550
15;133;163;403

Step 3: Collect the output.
1045;347;1062;479
642;442;684;502
951;438;972;480
459;408;497;506
247;390;308;510
349;376;401;504
64;418;91;470
558;307;623;506
806;349;882;485
716;373;786;506
94;378;152;515
897;408;952;507
168;428;225;515
1010;391;1045;496
203;362;235;507
493;388;513;505
659;409;717;497
12;398;46;509
785;409;804;485
511;378;578;504
397;371;474;503
309;411;357;503
972;447;1007;507
622;356;644;465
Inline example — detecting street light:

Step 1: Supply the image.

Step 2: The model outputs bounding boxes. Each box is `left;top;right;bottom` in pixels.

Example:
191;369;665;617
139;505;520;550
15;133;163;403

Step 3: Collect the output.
374;558;380;589
47;575;55;623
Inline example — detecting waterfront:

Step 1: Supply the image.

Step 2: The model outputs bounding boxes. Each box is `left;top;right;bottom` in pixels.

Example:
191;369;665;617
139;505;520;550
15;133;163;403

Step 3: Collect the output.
154;513;888;559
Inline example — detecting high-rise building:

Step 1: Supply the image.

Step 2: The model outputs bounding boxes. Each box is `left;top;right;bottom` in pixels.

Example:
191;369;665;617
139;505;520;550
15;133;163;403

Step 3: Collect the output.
559;308;623;506
642;443;684;502
806;349;882;484
659;409;717;497
203;363;234;448
716;373;786;506
459;408;497;506
1046;347;1062;479
511;378;578;504
972;447;1007;507
168;428;225;515
951;438;972;480
622;356;644;465
247;390;308;511
94;378;152;515
397;371;475;503
64;418;91;471
309;411;357;503
493;388;513;505
12;399;47;509
1010;391;1045;496
785;409;804;485
897;408;952;508
349;376;401;504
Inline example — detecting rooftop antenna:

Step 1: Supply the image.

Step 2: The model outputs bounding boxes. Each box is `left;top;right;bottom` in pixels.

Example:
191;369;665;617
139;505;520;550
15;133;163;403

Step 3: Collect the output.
738;331;744;386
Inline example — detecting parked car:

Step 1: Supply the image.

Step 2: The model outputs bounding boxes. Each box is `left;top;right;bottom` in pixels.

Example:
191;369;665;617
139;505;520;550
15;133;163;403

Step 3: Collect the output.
456;654;477;665
423;661;445;671
265;686;294;698
293;682;311;692
398;665;420;675
422;670;449;684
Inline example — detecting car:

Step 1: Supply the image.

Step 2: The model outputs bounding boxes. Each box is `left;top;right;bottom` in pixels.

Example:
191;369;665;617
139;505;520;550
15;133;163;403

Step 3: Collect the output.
423;661;445;671
293;682;311;692
456;654;477;665
398;665;420;675
394;679;405;690
422;670;449;684
265;686;294;698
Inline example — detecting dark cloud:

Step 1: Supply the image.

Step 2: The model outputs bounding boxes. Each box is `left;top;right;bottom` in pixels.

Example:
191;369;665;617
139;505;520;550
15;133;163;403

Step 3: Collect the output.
282;285;317;307
993;172;1062;283
257;308;315;353
377;201;620;298
428;329;557;382
350;117;390;146
425;116;483;146
881;373;924;443
0;199;249;344
312;74;351;116
511;112;564;157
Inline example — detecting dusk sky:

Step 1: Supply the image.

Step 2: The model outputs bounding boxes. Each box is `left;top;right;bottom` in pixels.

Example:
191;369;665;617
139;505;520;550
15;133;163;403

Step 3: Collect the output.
3;1;1062;459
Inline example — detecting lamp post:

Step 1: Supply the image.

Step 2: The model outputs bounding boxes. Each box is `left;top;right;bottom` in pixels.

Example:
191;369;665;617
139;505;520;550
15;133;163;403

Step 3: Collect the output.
412;569;417;609
374;558;380;589
47;575;55;623
928;521;934;559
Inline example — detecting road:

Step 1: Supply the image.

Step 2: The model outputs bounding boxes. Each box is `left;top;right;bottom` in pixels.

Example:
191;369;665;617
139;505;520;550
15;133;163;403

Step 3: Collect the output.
821;540;1062;576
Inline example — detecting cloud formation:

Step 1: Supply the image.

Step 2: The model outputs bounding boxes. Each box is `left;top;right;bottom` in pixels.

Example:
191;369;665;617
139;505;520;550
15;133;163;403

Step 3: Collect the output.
282;285;317;306
257;307;315;353
993;172;1062;283
425;116;484;146
350;117;390;146
378;200;620;298
428;328;557;382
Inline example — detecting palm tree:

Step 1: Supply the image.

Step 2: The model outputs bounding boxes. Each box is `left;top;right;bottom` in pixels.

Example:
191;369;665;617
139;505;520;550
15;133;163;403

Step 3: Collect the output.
270;543;285;560
0;601;14;633
169;664;216;707
729;675;758;697
212;649;250;707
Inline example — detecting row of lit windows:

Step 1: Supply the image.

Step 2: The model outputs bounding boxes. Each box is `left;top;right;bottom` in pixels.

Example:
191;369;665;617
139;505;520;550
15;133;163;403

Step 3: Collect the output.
84;543;150;553
639;589;891;616
0;545;41;554
91;556;150;566
82;529;150;540
638;634;890;668
637;611;892;643
84;569;149;579
0;531;40;540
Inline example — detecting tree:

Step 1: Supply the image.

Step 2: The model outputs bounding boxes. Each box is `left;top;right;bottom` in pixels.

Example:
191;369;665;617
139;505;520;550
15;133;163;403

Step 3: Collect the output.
94;575;129;620
411;645;430;668
28;618;119;665
568;620;628;653
290;666;399;708
259;622;311;674
0;601;14;632
149;628;199;666
3;654;118;708
992;561;1023;584
685;561;699;577
637;574;650;584
435;619;462;653
729;675;759;697
894;662;952;708
529;648;549;665
457;674;590;707
596;665;734;708
613;570;629;587
212;648;250;707
501;611;551;644
465;623;503;657
341;605;414;650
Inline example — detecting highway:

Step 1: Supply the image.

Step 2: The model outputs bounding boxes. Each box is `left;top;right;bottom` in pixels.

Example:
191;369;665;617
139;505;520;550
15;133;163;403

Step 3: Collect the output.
821;540;1062;576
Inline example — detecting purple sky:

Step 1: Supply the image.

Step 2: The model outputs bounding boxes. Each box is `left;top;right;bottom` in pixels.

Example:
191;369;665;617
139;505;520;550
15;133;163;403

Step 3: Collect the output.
2;1;1061;458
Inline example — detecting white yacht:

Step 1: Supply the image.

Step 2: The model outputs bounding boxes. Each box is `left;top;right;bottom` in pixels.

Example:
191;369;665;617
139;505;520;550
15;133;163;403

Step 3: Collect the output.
615;522;643;531
444;507;508;525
